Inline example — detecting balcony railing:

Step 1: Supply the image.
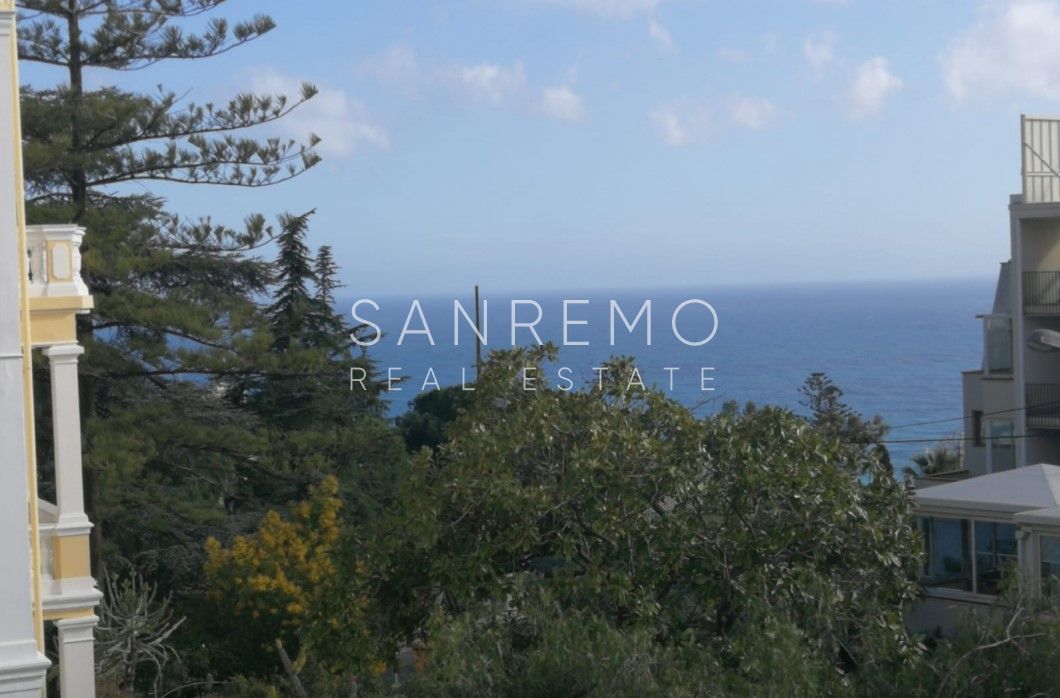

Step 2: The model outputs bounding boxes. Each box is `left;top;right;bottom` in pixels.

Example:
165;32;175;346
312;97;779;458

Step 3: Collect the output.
1023;271;1060;315
25;224;89;300
37;499;57;581
1022;115;1060;203
1027;383;1060;429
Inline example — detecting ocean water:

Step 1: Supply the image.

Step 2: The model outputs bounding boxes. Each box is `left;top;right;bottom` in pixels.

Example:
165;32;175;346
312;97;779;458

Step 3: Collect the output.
353;278;993;469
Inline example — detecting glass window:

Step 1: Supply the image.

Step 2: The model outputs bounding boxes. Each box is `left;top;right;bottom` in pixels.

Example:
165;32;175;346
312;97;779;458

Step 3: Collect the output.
988;421;1015;473
985;316;1012;374
974;522;1018;595
921;517;972;591
1041;536;1060;600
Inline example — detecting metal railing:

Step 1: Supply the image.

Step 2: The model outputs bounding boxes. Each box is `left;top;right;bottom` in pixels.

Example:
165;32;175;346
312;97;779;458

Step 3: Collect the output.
1027;383;1060;429
1023;271;1060;315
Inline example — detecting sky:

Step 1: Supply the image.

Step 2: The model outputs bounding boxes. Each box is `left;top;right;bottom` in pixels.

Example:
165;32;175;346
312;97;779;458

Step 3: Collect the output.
23;0;1060;294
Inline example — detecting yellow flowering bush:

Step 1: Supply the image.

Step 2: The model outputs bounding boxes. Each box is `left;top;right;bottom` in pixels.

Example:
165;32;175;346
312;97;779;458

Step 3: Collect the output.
205;475;351;644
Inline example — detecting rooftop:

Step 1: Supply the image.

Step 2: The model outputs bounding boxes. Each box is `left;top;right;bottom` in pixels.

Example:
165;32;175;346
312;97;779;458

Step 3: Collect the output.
916;463;1060;517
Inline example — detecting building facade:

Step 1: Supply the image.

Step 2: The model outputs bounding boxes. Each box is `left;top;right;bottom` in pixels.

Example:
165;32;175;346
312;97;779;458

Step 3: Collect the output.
0;3;99;696
962;115;1060;476
915;115;1060;632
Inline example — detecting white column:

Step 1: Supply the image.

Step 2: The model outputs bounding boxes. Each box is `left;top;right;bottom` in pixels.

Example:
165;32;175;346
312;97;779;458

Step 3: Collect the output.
43;344;90;530
0;5;50;696
55;616;97;698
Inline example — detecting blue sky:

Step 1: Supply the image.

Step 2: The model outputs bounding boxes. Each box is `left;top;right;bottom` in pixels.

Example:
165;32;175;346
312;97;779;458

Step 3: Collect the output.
24;0;1060;293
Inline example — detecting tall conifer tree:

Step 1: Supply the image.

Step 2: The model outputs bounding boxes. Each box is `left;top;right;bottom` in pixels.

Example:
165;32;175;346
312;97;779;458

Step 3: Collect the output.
17;0;323;577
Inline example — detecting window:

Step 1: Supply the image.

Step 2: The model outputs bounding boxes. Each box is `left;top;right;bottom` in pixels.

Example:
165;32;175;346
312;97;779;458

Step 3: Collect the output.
987;421;1015;472
921;517;972;591
1041;536;1060;600
974;522;1018;595
984;315;1012;374
921;517;1017;596
972;410;983;448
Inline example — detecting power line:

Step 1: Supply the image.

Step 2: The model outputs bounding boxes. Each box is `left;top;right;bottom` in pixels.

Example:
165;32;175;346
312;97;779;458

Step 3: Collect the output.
881;400;1060;433
871;432;1039;445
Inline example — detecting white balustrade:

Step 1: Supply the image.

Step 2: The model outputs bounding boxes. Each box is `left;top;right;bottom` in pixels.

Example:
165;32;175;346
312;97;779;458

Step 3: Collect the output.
24;224;89;299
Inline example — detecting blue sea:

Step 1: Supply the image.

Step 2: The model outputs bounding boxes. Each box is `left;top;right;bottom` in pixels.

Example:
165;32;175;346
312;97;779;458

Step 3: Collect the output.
354;278;993;469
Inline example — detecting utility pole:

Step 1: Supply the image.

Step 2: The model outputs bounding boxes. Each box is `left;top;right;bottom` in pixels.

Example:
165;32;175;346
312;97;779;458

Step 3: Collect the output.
474;284;483;380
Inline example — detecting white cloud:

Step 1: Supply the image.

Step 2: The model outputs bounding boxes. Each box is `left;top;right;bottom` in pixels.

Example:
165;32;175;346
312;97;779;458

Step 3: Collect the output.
844;57;902;117
802;30;835;69
530;0;662;18
445;61;528;106
541;85;586;122
251;69;388;158
650;102;710;146
761;32;779;54
357;44;420;91
727;95;778;130
360;45;588;124
944;0;1060;100
651;105;686;145
648;18;674;52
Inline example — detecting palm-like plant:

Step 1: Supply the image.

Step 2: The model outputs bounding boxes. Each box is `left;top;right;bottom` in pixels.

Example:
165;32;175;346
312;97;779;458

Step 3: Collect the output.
905;439;963;477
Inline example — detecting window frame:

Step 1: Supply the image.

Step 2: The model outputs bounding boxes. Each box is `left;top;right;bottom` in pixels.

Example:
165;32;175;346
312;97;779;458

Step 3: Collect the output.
981;313;1013;376
920;514;1019;601
1038;533;1060;600
972;410;983;448
986;420;1015;473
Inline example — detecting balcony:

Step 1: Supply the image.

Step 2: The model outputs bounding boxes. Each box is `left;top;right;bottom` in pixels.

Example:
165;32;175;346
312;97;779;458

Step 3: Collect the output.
36;499;99;618
25;224;90;299
1023;271;1060;315
1027;383;1060;429
24;224;93;346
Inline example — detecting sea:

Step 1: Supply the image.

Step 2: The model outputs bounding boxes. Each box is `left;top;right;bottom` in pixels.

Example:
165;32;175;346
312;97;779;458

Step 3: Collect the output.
353;278;994;470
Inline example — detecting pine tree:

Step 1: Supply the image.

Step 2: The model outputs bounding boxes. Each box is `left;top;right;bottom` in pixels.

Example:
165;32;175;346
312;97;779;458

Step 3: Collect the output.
269;211;319;353
314;245;341;309
17;1;322;579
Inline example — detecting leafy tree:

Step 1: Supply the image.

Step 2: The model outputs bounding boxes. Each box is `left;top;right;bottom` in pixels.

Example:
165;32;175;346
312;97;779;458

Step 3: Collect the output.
374;349;923;682
396;385;475;454
398;583;848;697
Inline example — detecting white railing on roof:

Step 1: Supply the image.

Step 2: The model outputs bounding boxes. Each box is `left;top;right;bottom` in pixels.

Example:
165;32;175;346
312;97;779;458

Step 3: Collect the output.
1021;115;1060;203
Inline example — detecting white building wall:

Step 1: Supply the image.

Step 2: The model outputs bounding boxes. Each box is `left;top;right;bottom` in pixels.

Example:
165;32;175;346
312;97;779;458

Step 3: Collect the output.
0;6;50;696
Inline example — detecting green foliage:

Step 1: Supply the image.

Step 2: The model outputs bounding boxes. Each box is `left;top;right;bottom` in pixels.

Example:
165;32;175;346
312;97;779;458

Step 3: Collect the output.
396;385;476;453
854;595;1060;696
801;371;892;470
374;350;923;682
394;587;872;697
907;438;963;477
18;0;326;584
399;586;721;698
17;1;408;687
204;477;376;676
